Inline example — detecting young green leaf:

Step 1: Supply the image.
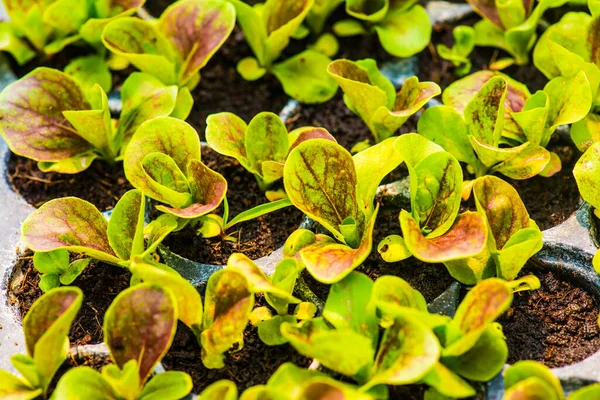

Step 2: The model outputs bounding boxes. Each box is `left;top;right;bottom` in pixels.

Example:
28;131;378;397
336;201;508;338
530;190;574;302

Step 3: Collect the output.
199;380;238;400
574;142;600;209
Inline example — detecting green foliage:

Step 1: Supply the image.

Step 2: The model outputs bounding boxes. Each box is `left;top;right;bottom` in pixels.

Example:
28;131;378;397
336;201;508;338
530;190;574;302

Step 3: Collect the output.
467;0;568;66
278;272;512;397
0;0;145;64
377;134;488;282
206;111;336;190
33;249;90;292
102;0;235;89
503;360;600;399
0;68;189;174
283;138;403;283
229;0;338;103
534;6;600;152
418;70;590;180
21;190;177;276
333;0;431;58
328;58;441;143
53;283;193;400
436;26;475;77
0;287;82;398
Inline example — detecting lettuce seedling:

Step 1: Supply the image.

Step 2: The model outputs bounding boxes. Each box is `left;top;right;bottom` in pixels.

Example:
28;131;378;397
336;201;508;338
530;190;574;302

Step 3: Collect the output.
130;253;300;368
103;0;235;92
124;117;292;240
206;111;336;191
21;190;177;279
283;137;404;283
248;258;315;346
33;249;91;292
0;68;190;174
467;0;567;67
281;272;442;394
437;26;475;77
0;287;82;399
445;175;543;286
305;0;344;34
0;0;145;64
332;0;431;58
377;134;488;272
328;59;441;144
52;283;193;400
228;0;338;104
241;362;379;400
418;70;591;180
503;361;600;399
534;8;600;151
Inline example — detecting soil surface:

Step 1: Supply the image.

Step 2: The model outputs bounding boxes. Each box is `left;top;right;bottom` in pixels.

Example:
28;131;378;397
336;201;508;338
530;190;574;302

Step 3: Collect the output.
160;147;304;264
162;296;312;394
501;267;600;368
10;253;131;346
506;139;581;231
7;154;132;211
301;207;456;304
420;17;548;93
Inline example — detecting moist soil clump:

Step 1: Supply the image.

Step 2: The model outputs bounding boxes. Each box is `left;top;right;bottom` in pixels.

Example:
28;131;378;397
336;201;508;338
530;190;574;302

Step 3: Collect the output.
10;253;131;346
506;140;580;230
162;296;312;394
160;147;303;264
420;17;548;93
501;267;600;368
284;92;419;153
301;207;455;303
8;154;132;210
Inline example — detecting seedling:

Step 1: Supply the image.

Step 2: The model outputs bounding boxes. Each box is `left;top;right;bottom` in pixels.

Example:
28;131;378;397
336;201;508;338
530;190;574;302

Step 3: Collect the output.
328;58;440;144
0;0;145;64
503;361;600;399
467;0;567;67
229;0;338;104
332;0;431;58
0;68;190;174
205;111;335;191
377;134;489;279
21;190;177;284
124;116;292;241
437;26;475;77
418;70;590;181
52;283;193;399
283;137;404;283
0;287;82;398
102;0;235;92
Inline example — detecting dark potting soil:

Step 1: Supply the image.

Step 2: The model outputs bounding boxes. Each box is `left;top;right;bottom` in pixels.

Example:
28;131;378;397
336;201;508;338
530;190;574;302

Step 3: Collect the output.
301;207;456;304
284;92;420;153
506;139;581;231
7;154;132;211
162;296;312;394
186;27;290;139
419;17;549;93
160;147;304;265
501;267;600;368
10;253;131;346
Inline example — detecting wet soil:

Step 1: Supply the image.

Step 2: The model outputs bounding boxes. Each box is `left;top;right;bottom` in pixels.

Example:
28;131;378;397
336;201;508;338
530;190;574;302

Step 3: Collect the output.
162;296;312;394
160;147;304;265
7;154;132;211
501;267;600;368
10;253;131;346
